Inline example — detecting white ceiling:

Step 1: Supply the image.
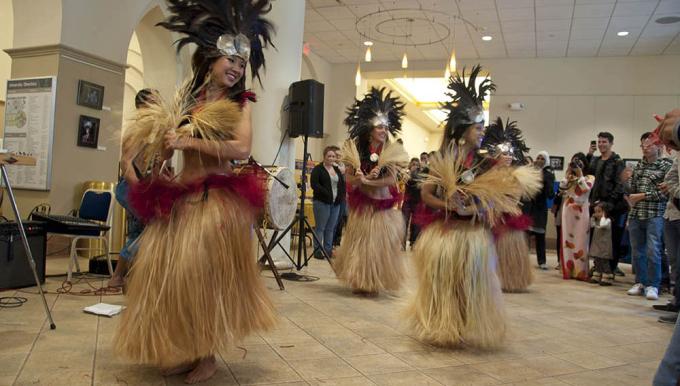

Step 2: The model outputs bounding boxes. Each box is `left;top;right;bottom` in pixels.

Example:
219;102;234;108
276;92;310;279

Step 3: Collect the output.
303;0;680;63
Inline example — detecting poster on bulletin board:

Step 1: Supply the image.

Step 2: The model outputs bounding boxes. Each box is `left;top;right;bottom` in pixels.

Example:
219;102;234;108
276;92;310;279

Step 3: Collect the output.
3;77;56;190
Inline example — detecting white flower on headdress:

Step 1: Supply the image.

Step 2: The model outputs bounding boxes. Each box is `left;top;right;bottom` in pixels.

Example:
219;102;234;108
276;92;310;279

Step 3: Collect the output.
370;153;379;162
461;170;475;184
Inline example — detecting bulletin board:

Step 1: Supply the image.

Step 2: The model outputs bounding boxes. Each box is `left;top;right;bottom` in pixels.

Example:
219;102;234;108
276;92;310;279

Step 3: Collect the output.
2;77;57;190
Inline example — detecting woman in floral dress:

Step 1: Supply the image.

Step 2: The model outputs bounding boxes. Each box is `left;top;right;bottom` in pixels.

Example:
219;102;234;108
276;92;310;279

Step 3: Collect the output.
559;152;595;280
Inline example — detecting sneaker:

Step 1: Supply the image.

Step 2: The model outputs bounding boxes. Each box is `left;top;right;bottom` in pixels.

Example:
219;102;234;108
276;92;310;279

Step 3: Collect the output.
615;267;625;277
539;264;549;270
659;314;678;324
627;283;645;296
645;287;659;300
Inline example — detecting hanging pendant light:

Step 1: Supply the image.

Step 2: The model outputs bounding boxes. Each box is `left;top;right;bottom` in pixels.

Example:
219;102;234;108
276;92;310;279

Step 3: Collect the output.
364;41;373;62
449;49;457;73
355;63;362;86
401;52;408;69
444;63;451;79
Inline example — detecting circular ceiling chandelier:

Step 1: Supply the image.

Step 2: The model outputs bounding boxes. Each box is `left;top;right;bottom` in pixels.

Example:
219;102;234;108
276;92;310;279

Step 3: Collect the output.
353;8;484;85
356;8;482;47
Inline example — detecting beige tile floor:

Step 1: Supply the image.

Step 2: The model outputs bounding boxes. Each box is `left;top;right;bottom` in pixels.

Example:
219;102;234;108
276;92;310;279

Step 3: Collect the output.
0;251;673;386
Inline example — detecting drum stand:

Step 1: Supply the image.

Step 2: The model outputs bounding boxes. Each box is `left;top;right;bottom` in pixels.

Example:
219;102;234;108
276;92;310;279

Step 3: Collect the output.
259;134;335;280
0;160;56;329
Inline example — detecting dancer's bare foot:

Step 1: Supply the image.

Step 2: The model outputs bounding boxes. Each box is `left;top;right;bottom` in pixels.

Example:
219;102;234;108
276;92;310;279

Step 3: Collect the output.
161;360;198;376
185;356;217;384
107;275;125;288
352;289;379;297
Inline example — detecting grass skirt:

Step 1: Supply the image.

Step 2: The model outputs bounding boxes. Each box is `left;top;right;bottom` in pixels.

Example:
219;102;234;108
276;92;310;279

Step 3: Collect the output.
496;230;533;292
405;220;505;349
113;187;276;367
334;205;405;293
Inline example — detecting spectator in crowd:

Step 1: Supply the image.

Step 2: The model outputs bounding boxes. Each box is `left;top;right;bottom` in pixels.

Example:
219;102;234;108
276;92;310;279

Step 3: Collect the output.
623;132;672;301
331;145;348;247
524;150;556;270
655;155;680;324
586;132;627;277
420;152;429;166
589;201;614;285
310;146;346;259
558;152;594;280
402;157;422;250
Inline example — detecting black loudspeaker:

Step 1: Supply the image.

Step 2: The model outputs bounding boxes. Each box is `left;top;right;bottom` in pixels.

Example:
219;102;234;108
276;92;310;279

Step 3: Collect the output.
0;221;47;289
288;79;324;138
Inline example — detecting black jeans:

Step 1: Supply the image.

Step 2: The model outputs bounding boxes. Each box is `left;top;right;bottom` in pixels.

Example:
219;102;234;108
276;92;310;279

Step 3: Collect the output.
528;231;547;265
556;225;562;263
401;201;421;246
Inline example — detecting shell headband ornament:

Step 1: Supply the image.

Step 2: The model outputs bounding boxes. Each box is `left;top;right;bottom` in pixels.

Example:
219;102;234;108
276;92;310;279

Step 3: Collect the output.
216;33;252;61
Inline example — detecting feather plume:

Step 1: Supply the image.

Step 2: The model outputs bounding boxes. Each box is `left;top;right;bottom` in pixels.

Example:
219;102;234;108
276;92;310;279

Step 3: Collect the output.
511;165;542;200
420;145;525;226
340;139;361;170
123;80;243;172
377;141;409;176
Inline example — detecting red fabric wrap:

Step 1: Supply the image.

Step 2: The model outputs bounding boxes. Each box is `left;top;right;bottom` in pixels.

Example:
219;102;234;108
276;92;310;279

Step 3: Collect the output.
128;172;265;223
347;185;401;212
492;213;533;238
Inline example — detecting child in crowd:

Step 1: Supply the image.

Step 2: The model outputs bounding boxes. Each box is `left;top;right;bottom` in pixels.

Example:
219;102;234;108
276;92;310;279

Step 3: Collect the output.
590;201;614;286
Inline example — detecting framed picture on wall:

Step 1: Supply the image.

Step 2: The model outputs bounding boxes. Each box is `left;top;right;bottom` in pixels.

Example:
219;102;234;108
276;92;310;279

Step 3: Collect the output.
550;156;564;171
76;80;104;110
77;115;100;148
623;158;641;169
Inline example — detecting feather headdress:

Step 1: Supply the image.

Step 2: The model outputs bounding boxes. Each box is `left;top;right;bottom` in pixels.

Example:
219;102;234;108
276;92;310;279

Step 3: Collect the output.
442;65;495;143
344;87;405;141
157;0;275;84
481;117;530;165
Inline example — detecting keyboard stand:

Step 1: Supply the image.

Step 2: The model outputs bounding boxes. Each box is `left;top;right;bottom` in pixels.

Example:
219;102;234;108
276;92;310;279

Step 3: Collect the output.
0;162;56;329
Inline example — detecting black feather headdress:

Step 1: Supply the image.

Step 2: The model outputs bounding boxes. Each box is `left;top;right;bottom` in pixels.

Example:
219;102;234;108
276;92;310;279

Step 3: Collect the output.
157;0;275;84
481;117;530;165
442;65;496;142
344;87;405;142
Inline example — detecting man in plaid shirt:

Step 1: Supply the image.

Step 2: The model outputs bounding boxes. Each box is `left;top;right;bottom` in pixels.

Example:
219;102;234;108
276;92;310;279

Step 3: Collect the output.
624;132;673;301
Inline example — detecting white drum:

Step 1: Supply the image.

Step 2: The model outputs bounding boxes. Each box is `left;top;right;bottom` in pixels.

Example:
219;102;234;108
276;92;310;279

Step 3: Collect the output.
235;165;297;230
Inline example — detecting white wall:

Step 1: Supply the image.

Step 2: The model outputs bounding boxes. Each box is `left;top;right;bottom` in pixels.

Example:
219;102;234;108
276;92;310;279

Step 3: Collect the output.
323;56;680;181
0;0;12;101
400;117;435;158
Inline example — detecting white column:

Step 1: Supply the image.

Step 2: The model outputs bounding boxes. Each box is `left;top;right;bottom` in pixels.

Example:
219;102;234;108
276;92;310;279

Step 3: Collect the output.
251;0;305;269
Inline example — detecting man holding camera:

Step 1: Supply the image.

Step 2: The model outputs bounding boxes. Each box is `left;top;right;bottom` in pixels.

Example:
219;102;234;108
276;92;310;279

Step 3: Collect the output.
586;132;627;276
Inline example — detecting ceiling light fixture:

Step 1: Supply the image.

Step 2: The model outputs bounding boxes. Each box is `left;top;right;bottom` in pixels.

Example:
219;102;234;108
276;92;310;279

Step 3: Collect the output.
365;46;372;62
363;41;373;46
402;52;408;69
482;35;493;41
617;31;629;37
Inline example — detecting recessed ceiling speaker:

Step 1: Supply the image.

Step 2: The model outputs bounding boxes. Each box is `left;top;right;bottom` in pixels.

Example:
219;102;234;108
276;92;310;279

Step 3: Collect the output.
656;16;680;24
509;102;526;111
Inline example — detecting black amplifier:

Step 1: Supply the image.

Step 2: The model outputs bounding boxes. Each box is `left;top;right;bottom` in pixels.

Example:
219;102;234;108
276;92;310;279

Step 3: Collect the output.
0;221;47;289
